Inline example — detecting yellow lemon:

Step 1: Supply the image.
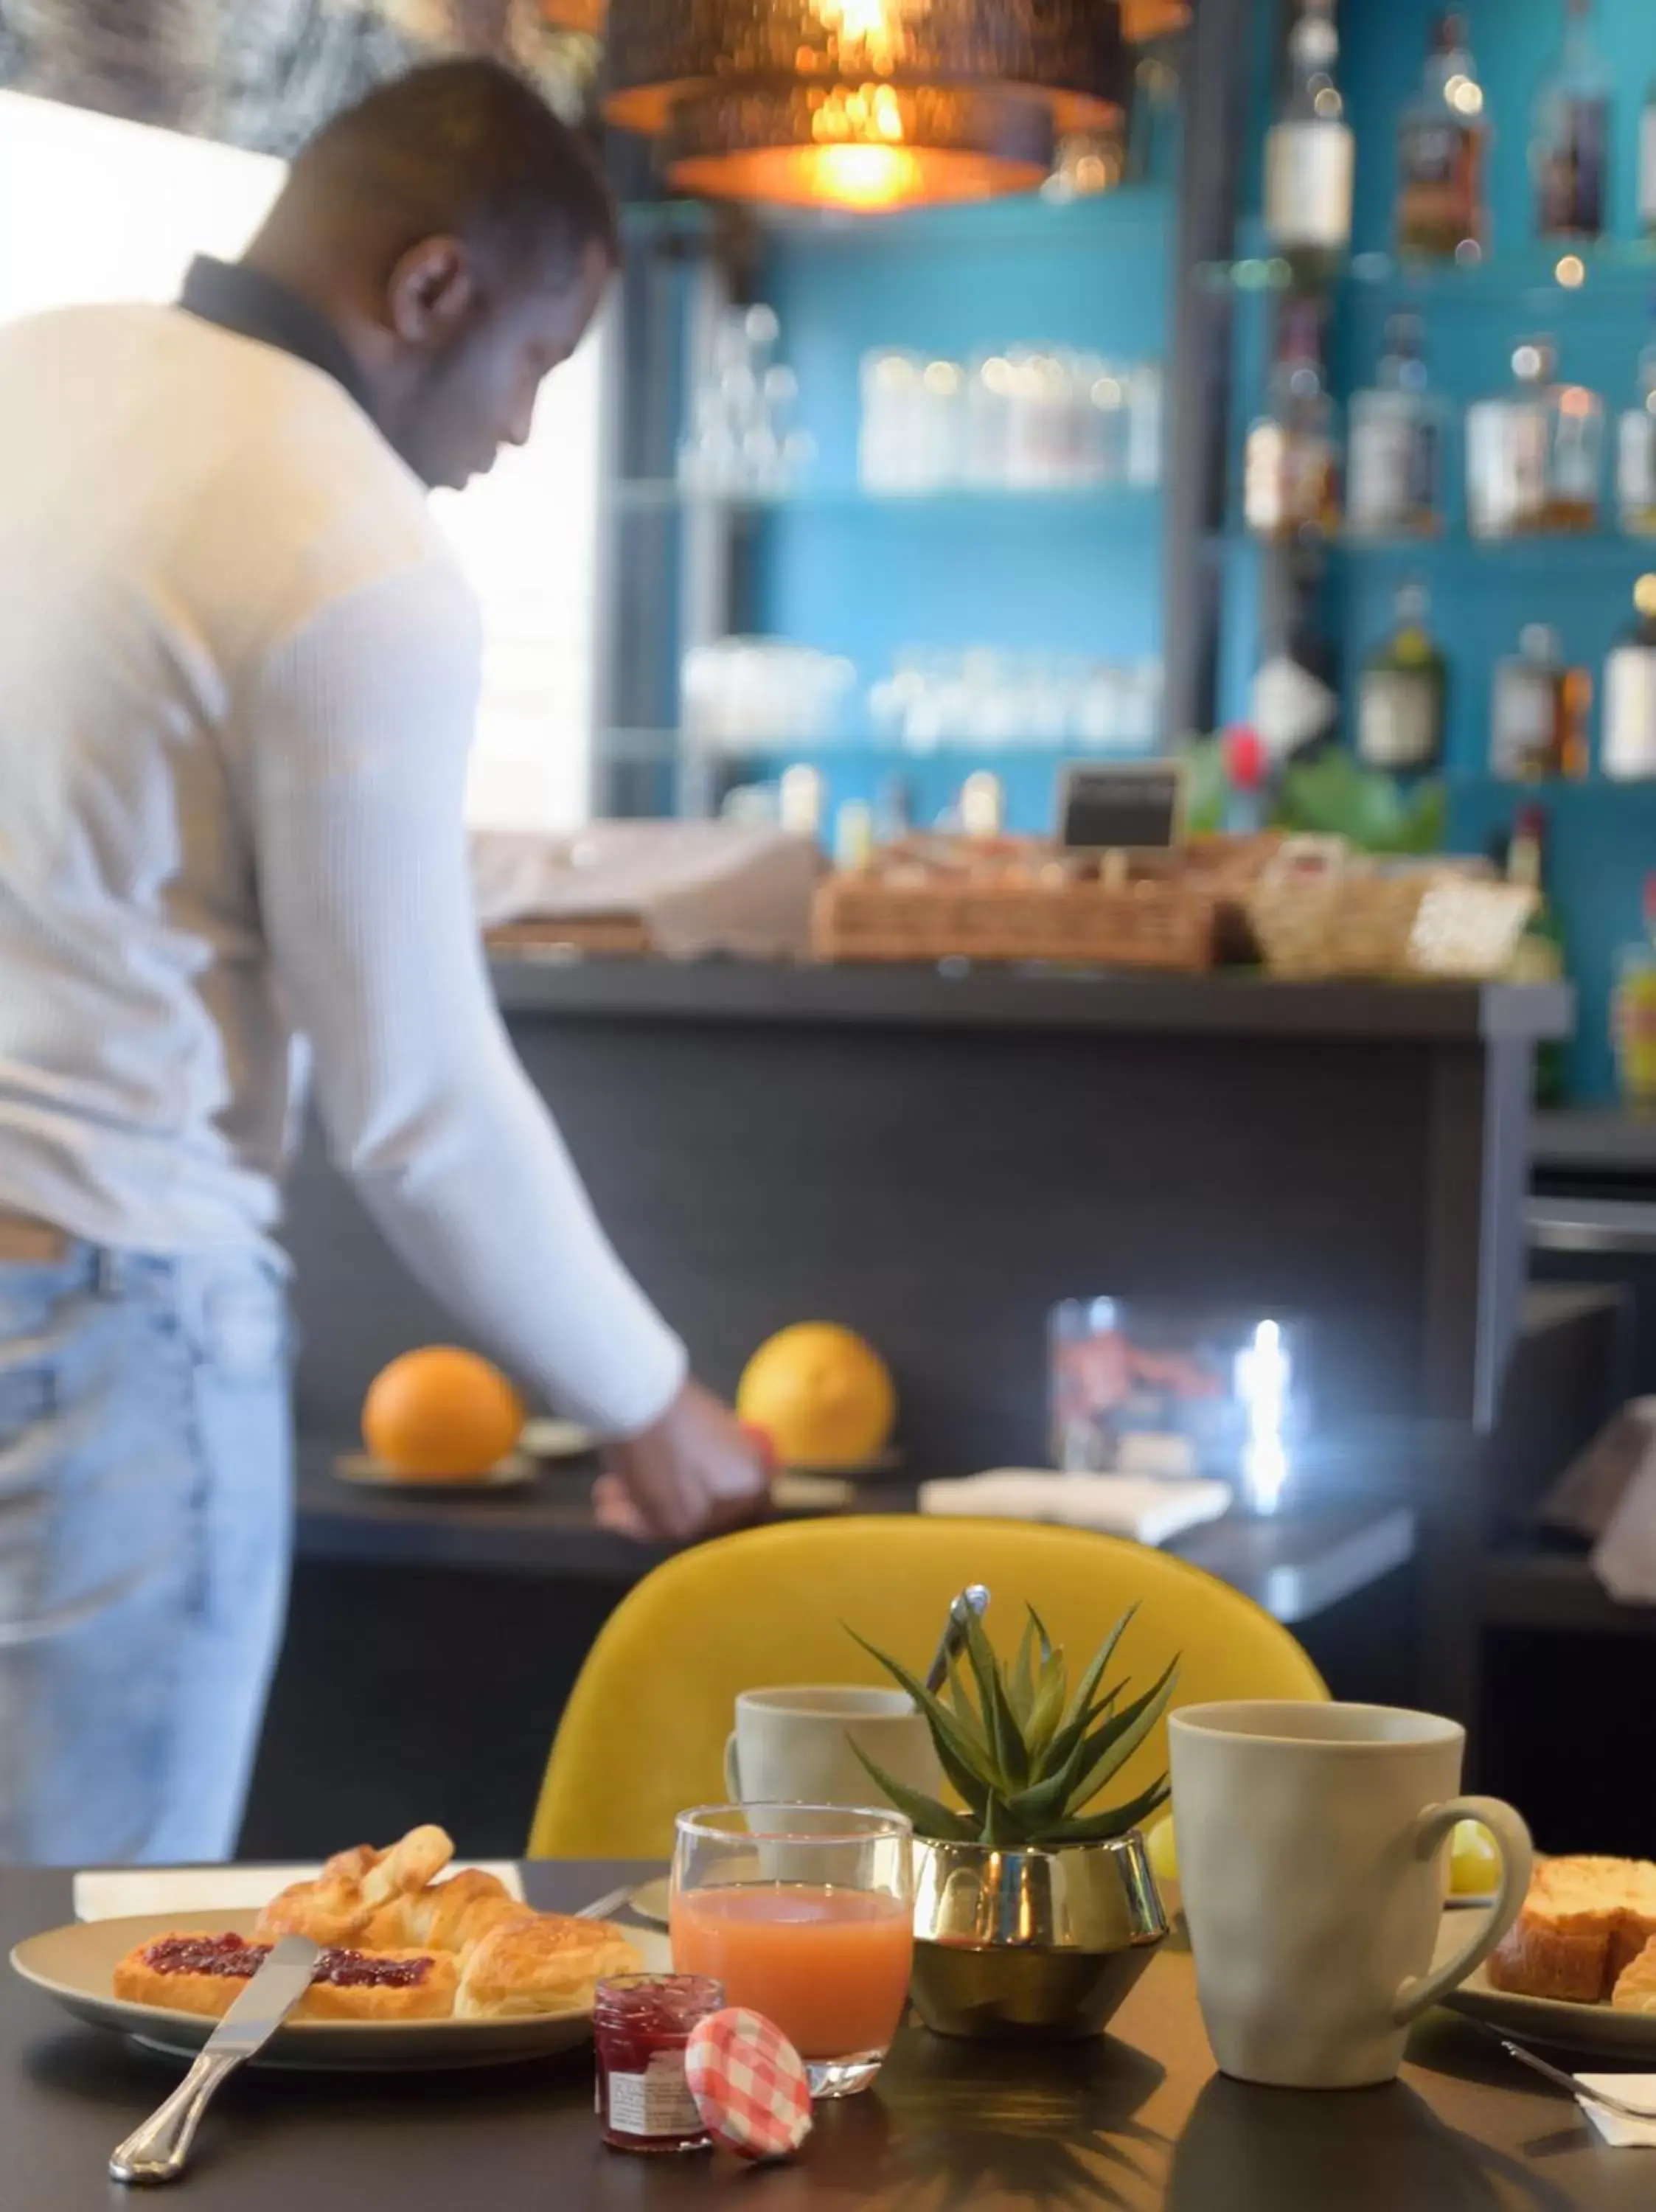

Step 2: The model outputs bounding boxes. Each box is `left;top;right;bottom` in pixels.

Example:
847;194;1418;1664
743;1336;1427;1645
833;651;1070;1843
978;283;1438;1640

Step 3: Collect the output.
1145;1812;1179;1886
363;1346;524;1479
1450;1819;1501;1896
736;1324;896;1470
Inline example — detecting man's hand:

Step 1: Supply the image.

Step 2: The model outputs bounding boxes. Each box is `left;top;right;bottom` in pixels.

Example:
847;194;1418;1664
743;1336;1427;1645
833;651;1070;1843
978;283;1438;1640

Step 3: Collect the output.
595;1377;771;1543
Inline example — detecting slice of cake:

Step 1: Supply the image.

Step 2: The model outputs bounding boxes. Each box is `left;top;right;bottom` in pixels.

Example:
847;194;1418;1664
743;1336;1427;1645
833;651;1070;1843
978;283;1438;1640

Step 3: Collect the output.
1488;1856;1656;2003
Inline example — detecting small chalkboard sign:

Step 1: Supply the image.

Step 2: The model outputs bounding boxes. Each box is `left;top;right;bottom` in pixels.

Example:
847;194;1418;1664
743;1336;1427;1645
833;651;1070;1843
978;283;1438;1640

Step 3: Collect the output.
1057;761;1186;852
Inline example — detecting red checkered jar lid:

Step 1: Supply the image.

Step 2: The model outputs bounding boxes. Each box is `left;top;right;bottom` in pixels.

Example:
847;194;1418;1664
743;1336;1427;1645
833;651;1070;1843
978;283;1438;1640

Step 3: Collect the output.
683;2007;813;2160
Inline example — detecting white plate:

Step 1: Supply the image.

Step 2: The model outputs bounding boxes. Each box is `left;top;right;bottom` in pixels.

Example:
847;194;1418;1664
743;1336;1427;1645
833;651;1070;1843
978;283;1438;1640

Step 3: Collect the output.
520;1419;596;1461
332;1453;536;1493
1435;1909;1656;2062
10;1909;669;2073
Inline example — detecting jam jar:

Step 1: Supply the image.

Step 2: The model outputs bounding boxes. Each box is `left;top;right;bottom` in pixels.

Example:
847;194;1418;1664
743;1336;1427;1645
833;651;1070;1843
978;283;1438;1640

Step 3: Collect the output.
594;1974;723;2153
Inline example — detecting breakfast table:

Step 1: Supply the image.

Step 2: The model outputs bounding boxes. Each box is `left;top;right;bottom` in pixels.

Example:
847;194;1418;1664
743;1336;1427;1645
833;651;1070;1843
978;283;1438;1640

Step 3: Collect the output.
1;1860;1649;2211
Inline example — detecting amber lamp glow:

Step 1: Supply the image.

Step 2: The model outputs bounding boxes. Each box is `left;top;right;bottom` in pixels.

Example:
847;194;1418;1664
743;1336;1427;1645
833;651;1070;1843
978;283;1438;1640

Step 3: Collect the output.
1120;0;1191;41
601;0;1130;213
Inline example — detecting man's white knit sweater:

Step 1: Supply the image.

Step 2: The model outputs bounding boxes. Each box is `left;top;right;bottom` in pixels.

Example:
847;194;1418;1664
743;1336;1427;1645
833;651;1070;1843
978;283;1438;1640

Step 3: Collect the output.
0;299;685;1436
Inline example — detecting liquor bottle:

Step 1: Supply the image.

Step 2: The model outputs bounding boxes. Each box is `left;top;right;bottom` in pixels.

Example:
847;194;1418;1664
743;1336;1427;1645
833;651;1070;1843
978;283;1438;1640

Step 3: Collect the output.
1251;583;1339;764
1603;575;1656;781
1347;314;1444;539
1611;872;1656;1108
1490;624;1592;779
1396;13;1488;261
1466;338;1602;540
1243;302;1340;542
1618;341;1656;535
1641;80;1656;239
1356;581;1446;772
1506;806;1570;1106
1263;0;1355;278
1532;0;1612;243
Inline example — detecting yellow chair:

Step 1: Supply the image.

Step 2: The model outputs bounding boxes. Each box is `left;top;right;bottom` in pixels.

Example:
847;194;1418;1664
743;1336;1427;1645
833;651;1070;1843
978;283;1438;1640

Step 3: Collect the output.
529;1517;1327;1860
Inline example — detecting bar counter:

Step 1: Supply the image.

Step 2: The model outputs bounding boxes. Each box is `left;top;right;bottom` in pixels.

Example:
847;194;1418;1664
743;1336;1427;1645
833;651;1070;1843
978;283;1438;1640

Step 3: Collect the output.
240;959;1574;1861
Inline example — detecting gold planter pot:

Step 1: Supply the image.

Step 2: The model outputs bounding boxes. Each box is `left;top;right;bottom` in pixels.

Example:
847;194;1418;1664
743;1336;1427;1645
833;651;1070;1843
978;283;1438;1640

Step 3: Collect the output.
911;1831;1168;2041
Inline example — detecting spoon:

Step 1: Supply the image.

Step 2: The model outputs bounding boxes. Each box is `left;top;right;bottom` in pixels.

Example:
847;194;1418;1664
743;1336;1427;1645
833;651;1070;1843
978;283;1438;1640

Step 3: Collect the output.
923;1585;989;1694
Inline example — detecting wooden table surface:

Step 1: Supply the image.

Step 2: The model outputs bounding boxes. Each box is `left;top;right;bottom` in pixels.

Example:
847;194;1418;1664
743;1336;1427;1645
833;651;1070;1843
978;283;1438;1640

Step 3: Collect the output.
1;1862;1645;2211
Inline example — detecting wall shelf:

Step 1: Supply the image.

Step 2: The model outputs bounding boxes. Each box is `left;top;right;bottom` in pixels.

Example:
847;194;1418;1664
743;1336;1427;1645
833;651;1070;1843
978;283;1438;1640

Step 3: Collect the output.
1216;528;1656;569
1203;239;1656;297
611;480;1166;521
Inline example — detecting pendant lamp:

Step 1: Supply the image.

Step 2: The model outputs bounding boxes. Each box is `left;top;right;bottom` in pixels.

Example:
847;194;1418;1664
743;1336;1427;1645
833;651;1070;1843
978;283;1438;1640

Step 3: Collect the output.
601;0;1130;214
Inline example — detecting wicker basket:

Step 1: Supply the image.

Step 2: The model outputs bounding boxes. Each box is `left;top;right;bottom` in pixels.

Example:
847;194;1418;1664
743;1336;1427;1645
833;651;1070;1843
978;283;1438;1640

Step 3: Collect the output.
1247;870;1537;981
814;839;1220;970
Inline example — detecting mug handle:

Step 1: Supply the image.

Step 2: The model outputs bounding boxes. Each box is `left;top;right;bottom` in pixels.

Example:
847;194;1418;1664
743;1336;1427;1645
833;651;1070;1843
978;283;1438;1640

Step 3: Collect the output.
1391;1795;1534;2028
724;1733;742;1800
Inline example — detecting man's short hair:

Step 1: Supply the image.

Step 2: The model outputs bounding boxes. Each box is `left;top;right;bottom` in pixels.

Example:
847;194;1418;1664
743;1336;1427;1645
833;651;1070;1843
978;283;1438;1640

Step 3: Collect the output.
291;58;620;279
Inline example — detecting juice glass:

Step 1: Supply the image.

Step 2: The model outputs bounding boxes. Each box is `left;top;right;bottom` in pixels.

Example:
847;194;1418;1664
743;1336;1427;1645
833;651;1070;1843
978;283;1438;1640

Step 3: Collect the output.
670;1803;914;2098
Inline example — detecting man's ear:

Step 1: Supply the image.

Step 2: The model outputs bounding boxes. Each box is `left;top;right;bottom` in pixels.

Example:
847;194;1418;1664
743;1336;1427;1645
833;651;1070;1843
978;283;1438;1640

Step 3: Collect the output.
386;237;477;347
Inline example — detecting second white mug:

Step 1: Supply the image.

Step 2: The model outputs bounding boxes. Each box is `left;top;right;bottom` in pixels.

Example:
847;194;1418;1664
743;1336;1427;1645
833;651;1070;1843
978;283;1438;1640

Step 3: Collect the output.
725;1685;942;1809
1169;1700;1532;2090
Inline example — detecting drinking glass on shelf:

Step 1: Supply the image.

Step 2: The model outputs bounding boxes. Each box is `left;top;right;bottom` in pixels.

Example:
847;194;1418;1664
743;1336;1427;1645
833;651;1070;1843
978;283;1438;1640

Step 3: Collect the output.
670;1803;915;2100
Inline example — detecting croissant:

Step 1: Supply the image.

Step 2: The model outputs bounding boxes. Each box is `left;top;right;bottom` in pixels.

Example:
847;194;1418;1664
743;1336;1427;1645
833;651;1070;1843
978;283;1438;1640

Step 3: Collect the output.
254;1825;456;1949
366;1870;526;1962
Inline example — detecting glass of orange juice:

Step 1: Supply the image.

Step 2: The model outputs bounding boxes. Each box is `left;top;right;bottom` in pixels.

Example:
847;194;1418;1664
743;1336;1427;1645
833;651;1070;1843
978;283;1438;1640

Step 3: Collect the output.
670;1803;914;2098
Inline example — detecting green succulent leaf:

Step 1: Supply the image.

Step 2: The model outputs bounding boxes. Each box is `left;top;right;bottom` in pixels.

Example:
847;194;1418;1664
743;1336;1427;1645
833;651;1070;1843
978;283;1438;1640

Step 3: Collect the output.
848;1742;975;1842
1040;1777;1171;1846
962;1604;1030;1789
1063;1658;1180;1818
1046;1606;1137;1771
1009;1611;1039;1731
844;1628;1005;1801
1025;1647;1068;1762
1027;1606;1055;1667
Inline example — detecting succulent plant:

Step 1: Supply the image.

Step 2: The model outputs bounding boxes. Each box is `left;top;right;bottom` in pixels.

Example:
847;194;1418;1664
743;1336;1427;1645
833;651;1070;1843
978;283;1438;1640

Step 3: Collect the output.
849;1604;1177;1850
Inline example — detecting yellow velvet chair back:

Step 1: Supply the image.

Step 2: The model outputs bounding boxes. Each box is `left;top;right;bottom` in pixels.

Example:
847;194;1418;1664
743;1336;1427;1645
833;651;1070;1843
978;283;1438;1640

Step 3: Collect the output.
529;1517;1327;1860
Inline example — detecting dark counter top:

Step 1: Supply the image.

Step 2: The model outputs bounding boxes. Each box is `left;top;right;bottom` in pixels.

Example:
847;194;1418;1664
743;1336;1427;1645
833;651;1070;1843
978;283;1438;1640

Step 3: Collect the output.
4;1860;1639;2212
492;955;1573;1045
1533;1110;1656;1177
293;1442;1414;1628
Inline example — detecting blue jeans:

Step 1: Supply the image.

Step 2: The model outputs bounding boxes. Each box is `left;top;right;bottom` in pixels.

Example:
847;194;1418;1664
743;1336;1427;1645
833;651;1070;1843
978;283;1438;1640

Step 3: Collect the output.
0;1245;292;1865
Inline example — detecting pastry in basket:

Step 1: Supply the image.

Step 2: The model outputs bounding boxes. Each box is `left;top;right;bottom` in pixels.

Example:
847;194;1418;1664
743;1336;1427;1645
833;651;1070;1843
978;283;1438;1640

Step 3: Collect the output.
367;1868;526;1963
1487;1855;1656;2003
113;1933;457;2022
454;1913;641;2020
255;1824;456;1947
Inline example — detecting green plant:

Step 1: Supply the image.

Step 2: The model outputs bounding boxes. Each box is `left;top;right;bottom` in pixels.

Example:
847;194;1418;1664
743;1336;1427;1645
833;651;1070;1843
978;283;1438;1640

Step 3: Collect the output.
847;1604;1177;1849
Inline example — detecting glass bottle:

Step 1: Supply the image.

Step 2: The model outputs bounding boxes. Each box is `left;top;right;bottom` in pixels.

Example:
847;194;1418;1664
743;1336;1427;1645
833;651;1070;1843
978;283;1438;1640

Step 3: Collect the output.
1618;344;1656;536
1531;0;1612;243
1467;338;1602;539
1490;623;1591;779
1612;873;1656;1109
1347;314;1444;539
1356;581;1447;771
1244;302;1340;543
1263;0;1355;278
1396;13;1489;261
1603;575;1656;780
1251;583;1339;763
1506;805;1570;1107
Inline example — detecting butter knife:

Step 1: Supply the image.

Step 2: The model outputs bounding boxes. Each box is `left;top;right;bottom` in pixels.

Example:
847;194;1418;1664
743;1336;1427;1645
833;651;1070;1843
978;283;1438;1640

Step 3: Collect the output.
109;1935;321;2185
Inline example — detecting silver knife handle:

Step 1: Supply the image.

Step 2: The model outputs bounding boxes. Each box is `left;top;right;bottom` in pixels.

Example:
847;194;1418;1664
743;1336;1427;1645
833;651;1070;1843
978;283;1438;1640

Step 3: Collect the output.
109;2046;246;2186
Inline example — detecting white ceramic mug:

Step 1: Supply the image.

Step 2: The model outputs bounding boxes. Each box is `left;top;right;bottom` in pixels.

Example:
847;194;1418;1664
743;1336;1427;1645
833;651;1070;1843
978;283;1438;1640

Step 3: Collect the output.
1169;1701;1533;2090
725;1686;942;1809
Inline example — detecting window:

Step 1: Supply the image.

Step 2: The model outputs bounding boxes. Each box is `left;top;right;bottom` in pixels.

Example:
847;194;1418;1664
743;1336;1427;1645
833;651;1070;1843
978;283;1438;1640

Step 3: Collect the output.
0;88;599;829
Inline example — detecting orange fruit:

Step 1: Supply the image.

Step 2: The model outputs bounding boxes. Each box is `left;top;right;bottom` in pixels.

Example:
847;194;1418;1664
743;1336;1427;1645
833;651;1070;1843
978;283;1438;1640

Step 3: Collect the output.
736;1324;896;1470
362;1347;525;1480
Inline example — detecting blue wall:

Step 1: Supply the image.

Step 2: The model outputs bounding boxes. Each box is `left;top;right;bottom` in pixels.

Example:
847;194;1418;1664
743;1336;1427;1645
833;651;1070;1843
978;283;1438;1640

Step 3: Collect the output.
734;121;1178;839
1222;0;1656;1101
